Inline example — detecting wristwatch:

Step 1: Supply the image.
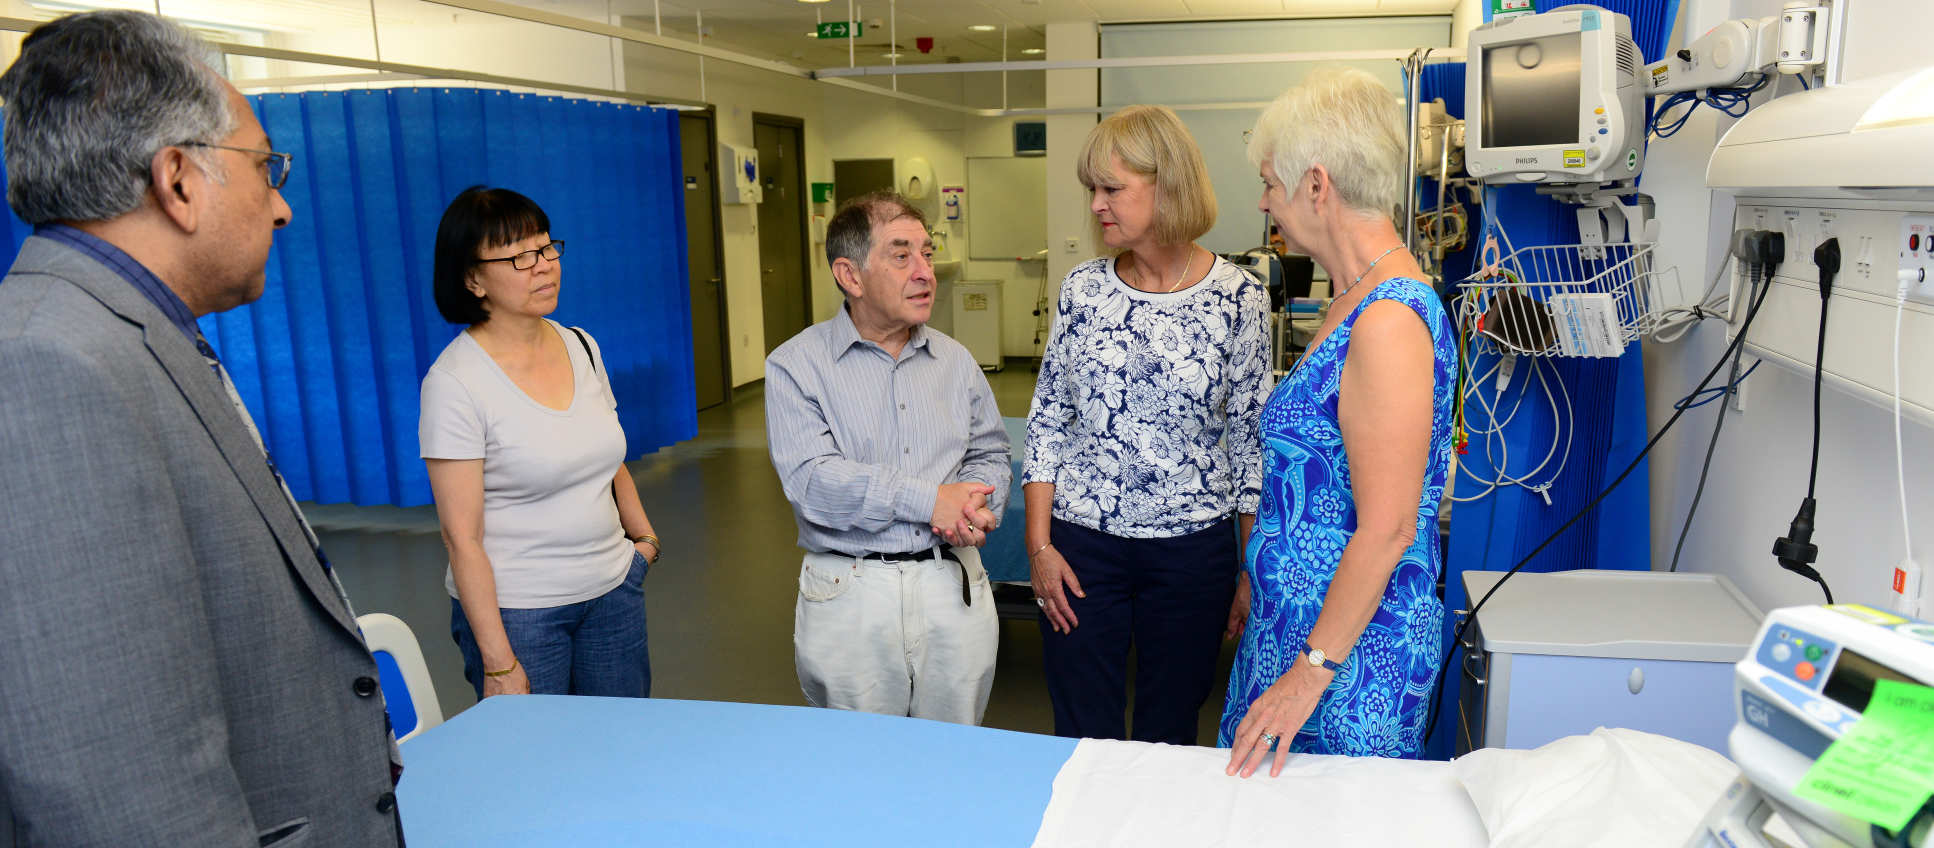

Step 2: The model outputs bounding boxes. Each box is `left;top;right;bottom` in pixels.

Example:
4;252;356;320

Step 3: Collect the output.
1305;647;1344;672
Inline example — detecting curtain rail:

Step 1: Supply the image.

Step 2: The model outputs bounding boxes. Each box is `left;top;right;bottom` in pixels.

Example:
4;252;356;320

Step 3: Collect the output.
0;16;706;108
814;47;1467;78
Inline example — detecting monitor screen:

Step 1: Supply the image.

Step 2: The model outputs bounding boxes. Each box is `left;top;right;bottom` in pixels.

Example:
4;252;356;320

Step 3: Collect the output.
1823;648;1919;714
1482;32;1583;148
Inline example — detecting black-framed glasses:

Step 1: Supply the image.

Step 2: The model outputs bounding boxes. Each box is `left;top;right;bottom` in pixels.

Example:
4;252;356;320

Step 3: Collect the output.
476;240;565;271
181;141;294;189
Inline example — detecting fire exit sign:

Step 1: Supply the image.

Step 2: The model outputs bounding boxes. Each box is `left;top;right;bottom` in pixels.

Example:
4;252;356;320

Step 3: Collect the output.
816;21;863;39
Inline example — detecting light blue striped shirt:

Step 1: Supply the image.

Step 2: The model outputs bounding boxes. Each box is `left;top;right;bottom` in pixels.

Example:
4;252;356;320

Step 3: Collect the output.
765;305;1011;554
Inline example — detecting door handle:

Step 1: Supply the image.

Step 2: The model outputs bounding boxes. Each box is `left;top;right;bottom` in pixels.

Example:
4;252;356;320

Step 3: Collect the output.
708;277;722;284
1462;649;1488;685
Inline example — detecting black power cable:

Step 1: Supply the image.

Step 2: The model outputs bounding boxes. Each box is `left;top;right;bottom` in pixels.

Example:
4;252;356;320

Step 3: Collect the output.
1423;233;1783;748
1771;238;1841;604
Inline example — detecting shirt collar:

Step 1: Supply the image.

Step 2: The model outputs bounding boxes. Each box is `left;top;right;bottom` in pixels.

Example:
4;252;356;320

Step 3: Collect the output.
35;223;201;344
827;303;930;361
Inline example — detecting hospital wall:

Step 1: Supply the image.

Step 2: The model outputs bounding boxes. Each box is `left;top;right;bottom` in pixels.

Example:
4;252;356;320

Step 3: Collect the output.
620;37;1057;383
260;3;619;92
1642;0;1934;613
211;0;1050;389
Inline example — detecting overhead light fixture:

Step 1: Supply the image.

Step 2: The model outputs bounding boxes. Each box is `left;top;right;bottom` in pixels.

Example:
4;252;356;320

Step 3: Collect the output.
968;24;996;32
805;31;818;37
882;51;903;59
798;0;833;4
1021;47;1045;55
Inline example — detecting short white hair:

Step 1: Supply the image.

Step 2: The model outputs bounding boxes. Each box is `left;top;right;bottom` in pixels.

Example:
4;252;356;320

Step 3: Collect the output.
1247;67;1405;223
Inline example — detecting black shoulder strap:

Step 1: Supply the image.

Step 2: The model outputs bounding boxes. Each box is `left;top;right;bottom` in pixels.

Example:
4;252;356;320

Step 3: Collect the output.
567;326;598;373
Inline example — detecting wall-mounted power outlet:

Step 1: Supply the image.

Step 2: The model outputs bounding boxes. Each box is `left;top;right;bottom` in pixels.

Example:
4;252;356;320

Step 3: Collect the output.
1901;214;1934;305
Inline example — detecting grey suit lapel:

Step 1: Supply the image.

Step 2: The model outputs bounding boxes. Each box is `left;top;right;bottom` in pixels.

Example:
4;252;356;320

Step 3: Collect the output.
13;237;360;636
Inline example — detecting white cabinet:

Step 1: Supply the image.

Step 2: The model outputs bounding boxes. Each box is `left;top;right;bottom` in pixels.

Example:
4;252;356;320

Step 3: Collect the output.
950;280;1003;371
1457;570;1763;755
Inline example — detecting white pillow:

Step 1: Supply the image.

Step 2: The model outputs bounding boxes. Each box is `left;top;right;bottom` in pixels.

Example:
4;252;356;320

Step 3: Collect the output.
1452;727;1739;848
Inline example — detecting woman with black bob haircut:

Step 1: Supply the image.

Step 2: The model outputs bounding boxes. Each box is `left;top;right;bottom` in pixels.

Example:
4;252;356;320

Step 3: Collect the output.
418;185;663;700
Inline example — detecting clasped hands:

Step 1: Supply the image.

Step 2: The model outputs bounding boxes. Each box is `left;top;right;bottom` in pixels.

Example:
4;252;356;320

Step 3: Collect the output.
931;481;999;547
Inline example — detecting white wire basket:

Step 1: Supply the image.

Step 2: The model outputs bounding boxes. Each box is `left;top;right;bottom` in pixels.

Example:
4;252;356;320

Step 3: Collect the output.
1453;242;1682;358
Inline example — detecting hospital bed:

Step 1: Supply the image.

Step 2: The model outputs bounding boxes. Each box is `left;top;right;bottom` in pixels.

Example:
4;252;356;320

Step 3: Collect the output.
394;695;1493;847
976;417;1032;587
395;603;1934;846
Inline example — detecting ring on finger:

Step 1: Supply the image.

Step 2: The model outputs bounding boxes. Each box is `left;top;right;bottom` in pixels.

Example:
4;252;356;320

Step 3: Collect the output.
1035;597;1047;608
1258;732;1279;748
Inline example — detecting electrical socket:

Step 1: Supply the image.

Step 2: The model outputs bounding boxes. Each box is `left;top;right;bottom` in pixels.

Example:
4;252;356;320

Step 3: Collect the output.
1902;215;1934;305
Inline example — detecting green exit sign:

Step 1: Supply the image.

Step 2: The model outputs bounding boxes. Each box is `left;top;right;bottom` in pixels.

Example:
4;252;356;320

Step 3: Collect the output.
816;21;863;39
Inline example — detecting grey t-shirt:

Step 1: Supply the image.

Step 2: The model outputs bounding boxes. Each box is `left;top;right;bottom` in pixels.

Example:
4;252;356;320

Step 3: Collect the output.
419;320;632;608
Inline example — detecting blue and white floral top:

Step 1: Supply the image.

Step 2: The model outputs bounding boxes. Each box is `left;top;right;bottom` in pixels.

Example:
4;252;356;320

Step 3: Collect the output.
1023;255;1271;539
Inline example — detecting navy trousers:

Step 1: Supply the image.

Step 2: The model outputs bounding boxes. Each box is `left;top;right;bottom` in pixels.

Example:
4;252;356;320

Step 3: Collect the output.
1039;516;1239;744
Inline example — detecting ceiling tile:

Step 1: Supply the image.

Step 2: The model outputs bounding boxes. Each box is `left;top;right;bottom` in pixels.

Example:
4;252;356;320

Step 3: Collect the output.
1177;0;1285;16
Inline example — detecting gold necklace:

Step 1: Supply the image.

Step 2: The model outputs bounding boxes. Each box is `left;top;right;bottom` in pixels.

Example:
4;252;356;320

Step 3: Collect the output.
1164;249;1195;293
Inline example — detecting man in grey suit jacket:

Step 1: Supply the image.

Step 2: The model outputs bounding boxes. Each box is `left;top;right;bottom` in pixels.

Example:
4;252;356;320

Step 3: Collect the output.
0;12;404;846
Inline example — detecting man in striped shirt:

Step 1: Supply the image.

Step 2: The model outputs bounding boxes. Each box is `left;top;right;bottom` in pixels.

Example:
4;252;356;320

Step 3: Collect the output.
765;191;1010;725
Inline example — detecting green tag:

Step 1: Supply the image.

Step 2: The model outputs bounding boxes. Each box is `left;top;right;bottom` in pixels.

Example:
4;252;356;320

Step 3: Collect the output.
811;182;835;204
816;21;863;39
1490;0;1534;18
1793;680;1934;833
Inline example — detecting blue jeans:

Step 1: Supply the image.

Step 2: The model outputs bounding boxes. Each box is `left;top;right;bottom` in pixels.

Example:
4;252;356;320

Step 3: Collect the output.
452;551;651;699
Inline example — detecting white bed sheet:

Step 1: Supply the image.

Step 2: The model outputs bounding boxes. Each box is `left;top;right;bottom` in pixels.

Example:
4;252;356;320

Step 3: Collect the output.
1030;739;1490;847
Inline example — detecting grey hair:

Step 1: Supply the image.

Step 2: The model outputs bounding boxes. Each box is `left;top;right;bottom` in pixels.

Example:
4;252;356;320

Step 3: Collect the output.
824;190;928;277
0;10;234;225
1247;67;1406;223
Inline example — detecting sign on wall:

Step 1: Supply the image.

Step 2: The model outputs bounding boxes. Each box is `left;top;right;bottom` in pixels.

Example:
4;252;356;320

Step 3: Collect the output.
816;21;863;39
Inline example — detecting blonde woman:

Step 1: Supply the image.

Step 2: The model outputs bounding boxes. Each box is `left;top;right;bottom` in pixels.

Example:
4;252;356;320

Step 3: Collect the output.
1023;105;1270;744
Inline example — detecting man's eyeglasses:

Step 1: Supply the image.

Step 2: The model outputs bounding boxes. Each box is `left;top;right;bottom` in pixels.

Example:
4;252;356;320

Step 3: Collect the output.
476;241;565;271
181;142;294;190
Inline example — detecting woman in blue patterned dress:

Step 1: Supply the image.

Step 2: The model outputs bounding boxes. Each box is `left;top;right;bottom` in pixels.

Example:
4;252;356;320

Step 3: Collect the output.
1025;105;1271;744
1220;68;1457;774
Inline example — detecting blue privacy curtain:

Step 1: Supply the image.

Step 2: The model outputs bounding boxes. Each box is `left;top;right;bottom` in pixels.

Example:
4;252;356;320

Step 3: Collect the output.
0;88;695;506
197;89;695;507
1420;0;1679;759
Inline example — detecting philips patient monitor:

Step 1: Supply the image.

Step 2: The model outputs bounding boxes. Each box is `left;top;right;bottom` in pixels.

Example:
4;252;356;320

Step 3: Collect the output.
1465;6;1647;185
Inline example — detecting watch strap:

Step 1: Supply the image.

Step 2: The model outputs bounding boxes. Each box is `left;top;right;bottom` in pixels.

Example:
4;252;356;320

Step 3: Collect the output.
1306;647;1344;672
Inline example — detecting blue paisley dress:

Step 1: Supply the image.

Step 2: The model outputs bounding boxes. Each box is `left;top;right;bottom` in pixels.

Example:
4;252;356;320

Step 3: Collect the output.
1217;278;1456;758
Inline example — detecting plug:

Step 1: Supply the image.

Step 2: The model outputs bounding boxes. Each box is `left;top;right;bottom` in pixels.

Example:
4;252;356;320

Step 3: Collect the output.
1731;228;1763;284
1895;557;1924;618
1813;237;1840;300
1756;230;1785;274
1729;229;1759;264
1773;497;1821;581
